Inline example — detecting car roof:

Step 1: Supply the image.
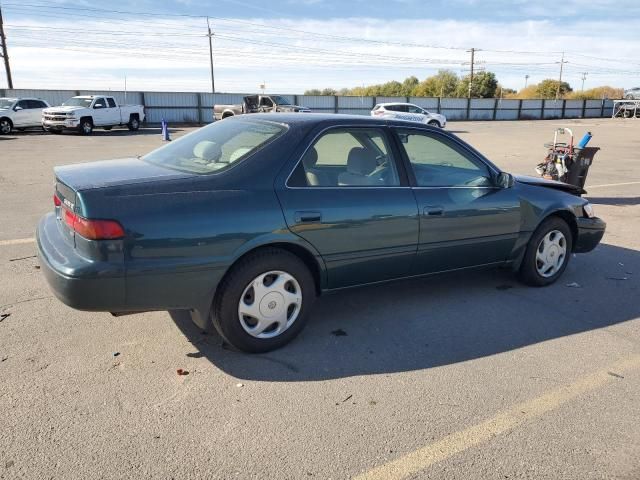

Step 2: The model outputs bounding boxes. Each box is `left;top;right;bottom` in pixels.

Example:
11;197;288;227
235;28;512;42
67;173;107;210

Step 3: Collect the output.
1;97;45;101
0;97;18;102
378;102;417;107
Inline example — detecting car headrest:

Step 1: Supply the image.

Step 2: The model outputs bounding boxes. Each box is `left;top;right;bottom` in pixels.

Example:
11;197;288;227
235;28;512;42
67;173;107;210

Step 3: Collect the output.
193;141;222;162
302;147;318;169
347;147;376;175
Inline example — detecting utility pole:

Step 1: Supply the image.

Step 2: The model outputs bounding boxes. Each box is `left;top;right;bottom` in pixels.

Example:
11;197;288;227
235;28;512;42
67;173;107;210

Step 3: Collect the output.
207;17;215;93
555;52;568;100
0;6;14;89
524;74;529;89
466;48;478;98
580;72;588;91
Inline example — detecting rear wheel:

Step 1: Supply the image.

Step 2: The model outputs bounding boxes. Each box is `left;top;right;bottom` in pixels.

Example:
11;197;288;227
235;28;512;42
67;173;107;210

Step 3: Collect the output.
0;118;12;135
518;217;573;286
212;248;316;353
127;115;140;131
78;118;93;135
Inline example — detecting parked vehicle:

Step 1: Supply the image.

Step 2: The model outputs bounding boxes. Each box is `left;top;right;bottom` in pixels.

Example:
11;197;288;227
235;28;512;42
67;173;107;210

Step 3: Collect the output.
42;95;145;135
624;87;640;100
0;97;50;134
37;114;605;353
372;102;447;128
214;94;310;120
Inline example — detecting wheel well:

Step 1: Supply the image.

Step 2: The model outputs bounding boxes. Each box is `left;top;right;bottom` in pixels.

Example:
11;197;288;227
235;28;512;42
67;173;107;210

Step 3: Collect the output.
80;116;93;124
222;112;233;119
129;113;139;121
221;243;322;296
545;210;578;247
0;116;13;127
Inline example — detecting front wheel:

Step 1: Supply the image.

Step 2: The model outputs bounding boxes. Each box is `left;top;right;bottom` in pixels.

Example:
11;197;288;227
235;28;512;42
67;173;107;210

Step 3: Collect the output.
428;120;441;128
78;118;93;135
518;217;573;286
0;118;12;135
212;249;316;353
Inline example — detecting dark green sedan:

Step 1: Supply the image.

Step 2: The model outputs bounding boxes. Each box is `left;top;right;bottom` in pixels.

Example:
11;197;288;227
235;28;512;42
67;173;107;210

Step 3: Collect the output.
37;114;605;353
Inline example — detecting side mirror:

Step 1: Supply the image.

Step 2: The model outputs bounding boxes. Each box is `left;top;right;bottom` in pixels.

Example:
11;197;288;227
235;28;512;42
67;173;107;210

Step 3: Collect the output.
94;104;103;109
497;172;514;189
14;106;22;111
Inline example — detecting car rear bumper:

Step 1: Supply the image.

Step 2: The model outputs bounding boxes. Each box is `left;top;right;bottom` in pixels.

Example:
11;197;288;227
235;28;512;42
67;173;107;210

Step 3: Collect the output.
37;213;126;311
574;216;606;253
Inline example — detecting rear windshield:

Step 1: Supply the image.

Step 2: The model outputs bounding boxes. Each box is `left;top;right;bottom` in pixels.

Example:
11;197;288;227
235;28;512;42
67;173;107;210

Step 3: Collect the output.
142;119;287;174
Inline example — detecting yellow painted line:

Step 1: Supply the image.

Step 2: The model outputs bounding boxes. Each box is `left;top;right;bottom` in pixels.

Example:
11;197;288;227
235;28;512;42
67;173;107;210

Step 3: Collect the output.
354;354;640;480
0;237;35;247
587;181;640;189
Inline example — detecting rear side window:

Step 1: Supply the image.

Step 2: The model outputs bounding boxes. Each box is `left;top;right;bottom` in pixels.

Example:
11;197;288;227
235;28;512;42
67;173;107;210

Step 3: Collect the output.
26;100;46;109
143;119;286;174
289;128;400;187
107;98;116;108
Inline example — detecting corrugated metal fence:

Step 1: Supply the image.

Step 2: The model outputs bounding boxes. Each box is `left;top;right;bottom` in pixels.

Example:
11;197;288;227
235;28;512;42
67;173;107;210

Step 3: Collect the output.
0;88;615;124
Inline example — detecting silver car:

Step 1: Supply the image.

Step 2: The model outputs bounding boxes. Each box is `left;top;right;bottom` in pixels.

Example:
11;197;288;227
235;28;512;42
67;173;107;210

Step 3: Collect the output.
624;87;640;100
371;102;447;128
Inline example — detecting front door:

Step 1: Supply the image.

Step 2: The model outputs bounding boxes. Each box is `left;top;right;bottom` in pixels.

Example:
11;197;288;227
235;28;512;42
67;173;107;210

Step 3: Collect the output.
393;128;521;274
277;126;419;289
91;97;109;126
12;100;30;127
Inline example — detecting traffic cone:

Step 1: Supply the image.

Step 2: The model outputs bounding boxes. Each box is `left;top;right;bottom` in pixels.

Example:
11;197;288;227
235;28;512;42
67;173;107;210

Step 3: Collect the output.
161;119;171;141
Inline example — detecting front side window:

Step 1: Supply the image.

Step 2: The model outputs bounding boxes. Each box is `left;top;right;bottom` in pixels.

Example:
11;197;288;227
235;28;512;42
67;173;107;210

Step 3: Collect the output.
93;98;106;108
270;95;291;106
290;128;400;187
407;105;424;114
397;130;492;187
14;100;29;110
143;119;286;174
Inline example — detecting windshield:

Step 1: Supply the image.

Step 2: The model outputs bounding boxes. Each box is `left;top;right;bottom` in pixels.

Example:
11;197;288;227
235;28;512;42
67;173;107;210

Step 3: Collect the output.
62;97;94;107
270;95;292;106
143;119;287;174
0;98;15;109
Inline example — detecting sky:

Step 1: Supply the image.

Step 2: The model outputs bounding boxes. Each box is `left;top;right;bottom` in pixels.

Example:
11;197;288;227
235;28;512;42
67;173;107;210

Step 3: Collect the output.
1;0;639;94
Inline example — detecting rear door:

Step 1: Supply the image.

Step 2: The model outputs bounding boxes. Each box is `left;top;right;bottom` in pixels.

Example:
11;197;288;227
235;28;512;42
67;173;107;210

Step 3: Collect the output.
276;126;419;289
393;127;520;274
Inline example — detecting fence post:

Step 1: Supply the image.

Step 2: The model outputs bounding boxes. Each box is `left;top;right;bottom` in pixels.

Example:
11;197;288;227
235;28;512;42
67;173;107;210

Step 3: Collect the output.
600;99;605;117
406;96;410;103
294;94;299;106
140;92;146;124
561;99;566;119
466;98;471;120
581;99;586;118
492;98;498;120
334;95;338;114
372;96;377;111
517;99;523;120
436;97;441;114
197;92;203;125
541;100;545;120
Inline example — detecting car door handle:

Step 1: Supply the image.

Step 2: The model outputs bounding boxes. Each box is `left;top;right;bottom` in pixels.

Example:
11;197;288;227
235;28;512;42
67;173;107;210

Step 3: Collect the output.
294;211;322;223
423;205;444;216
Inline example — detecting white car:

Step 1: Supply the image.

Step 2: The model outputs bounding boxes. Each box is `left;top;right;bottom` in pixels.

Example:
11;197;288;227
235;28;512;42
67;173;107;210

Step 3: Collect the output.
42;95;145;135
371;102;447;128
0;97;51;134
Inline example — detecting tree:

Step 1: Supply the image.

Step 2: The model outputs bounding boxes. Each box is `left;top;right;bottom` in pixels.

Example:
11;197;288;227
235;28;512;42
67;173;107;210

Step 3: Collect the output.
412;70;458;97
321;88;337;96
304;88;322;95
568;86;623;100
535;79;572;99
455;71;498;98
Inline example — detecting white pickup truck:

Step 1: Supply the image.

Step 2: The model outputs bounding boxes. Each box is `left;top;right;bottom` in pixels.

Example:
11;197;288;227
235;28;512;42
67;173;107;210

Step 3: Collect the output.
42;95;145;135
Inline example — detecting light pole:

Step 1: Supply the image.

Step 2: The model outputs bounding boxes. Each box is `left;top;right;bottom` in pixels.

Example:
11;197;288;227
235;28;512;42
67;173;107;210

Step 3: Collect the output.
524;74;529;89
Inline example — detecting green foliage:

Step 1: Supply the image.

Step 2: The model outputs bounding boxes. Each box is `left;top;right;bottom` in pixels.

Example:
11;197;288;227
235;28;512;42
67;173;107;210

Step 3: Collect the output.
535;79;572;99
455;71;498;98
412;70;458;97
567;86;623;100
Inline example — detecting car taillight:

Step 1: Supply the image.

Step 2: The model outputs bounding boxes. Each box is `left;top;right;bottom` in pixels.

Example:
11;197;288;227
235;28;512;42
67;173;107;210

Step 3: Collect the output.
373;110;385;116
62;207;124;240
53;194;61;207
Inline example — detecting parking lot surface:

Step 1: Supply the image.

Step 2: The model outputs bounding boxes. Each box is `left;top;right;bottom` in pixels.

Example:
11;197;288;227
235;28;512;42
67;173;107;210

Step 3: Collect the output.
1;119;639;479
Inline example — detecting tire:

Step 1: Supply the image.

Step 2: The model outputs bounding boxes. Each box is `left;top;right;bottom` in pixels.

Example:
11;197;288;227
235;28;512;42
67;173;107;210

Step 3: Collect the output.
626;95;634;100
48;129;62;134
212;248;316;353
0;118;12;135
127;115;140;131
78;118;93;135
518;216;573;287
428;120;441;128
